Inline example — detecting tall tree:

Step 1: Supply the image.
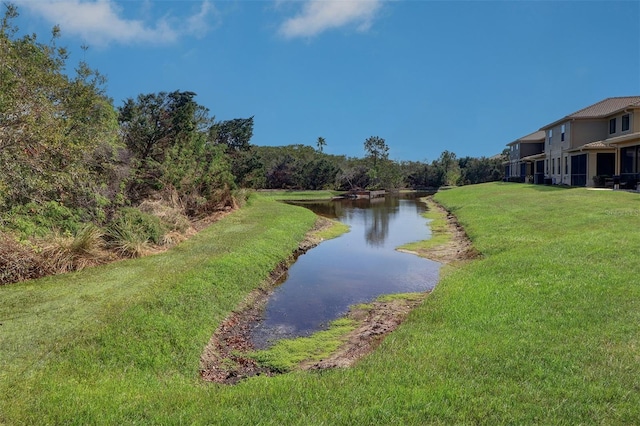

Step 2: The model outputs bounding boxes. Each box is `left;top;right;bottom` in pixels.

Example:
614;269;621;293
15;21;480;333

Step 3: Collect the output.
210;116;254;153
316;136;326;152
437;150;461;186
117;90;235;211
363;136;390;188
363;136;389;169
0;4;119;219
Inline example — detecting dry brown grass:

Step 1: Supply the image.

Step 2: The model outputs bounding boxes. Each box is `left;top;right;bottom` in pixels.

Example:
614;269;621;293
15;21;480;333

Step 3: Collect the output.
138;199;192;233
41;225;115;273
1;193;240;285
0;233;52;285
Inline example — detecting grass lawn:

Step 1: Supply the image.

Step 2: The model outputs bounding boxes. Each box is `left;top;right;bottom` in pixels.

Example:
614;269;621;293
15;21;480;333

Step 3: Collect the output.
1;184;640;424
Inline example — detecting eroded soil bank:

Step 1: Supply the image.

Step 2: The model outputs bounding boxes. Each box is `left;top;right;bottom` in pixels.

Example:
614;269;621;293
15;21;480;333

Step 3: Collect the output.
200;198;475;384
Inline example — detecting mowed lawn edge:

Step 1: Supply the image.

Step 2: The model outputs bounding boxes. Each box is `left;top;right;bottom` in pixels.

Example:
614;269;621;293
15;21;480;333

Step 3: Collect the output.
1;184;640;424
422;183;640;423
0;194;318;423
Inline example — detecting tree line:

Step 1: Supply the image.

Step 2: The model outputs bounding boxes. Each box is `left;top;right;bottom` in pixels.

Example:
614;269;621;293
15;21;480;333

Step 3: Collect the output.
0;4;503;283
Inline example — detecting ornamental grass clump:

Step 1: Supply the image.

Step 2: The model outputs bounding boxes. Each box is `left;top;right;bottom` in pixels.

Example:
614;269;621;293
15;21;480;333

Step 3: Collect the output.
105;208;167;258
42;224;112;273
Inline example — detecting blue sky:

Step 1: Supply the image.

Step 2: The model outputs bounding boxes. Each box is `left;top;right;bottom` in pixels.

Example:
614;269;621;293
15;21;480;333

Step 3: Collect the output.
12;0;640;161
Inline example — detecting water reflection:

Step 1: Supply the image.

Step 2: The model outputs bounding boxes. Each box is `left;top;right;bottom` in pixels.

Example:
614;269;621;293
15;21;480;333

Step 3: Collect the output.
251;193;441;349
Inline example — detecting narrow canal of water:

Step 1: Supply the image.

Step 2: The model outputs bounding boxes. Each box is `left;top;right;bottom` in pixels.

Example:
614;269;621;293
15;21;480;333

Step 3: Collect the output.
250;194;441;349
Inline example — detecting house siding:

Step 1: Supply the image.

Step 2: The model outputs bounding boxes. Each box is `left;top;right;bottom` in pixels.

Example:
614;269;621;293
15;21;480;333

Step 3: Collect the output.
509;97;640;188
546;122;571;184
572;121;607;146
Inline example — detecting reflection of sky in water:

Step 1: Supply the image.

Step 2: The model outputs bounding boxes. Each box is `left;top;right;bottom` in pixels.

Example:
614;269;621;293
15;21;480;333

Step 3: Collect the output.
251;197;441;349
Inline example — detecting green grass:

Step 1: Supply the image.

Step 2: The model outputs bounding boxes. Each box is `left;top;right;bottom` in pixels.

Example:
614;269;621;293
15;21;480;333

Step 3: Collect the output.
398;197;450;253
2;184;640;424
246;317;356;373
314;219;350;241
256;189;341;200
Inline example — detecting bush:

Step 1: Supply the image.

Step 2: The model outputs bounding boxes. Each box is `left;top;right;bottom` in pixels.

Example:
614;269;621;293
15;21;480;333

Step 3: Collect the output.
138;199;191;233
105;208;167;258
0;233;52;285
42;225;112;273
3;201;84;237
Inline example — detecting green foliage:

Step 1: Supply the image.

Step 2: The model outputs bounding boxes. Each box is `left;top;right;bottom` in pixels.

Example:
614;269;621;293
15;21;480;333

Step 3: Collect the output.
3;187;640;423
105;208;167;257
458;155;503;185
337;161;371;190
246;317;356;372
402;160;442;188
363;135;389;167
229;147;266;188
257;145;343;190
0;5;120;214
210;116;254;153
437;150;461;186
118;90;237;213
316;136;327;152
4;201;83;237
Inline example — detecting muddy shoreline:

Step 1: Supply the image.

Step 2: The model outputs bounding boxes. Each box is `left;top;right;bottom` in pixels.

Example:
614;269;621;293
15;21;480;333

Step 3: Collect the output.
200;197;475;384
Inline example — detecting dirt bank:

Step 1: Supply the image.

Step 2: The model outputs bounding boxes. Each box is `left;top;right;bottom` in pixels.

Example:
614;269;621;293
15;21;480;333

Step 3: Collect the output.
403;196;480;264
200;199;475;384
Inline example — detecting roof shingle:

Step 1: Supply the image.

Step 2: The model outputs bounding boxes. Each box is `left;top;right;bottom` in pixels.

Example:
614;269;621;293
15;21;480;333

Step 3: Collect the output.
541;96;640;129
567;97;640;118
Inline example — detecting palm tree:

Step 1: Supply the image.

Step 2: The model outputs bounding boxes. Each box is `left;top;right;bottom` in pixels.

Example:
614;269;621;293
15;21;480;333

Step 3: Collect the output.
316;136;326;153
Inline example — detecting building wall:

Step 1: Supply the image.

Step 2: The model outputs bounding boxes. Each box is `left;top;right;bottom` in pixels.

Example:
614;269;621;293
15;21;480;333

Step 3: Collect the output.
521;142;544;157
545;122;571;184
508;143;519;177
606;110;635;139
571;120;607;146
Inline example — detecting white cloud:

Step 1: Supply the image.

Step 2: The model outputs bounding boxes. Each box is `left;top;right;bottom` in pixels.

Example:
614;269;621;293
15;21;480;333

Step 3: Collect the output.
15;0;216;46
187;1;218;37
279;0;383;39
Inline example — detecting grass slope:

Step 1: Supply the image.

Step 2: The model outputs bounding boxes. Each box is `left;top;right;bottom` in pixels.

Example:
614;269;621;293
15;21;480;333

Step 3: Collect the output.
1;184;640;424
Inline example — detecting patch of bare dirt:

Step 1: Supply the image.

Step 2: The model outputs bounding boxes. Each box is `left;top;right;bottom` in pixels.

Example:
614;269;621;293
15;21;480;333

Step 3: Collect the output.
302;295;427;370
200;207;476;384
408;196;479;264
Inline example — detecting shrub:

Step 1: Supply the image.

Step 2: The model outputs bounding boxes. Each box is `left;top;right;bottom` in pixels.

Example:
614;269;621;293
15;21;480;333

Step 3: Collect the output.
0;233;52;285
42;225;112;273
138;199;191;233
105;208;167;258
3;201;84;237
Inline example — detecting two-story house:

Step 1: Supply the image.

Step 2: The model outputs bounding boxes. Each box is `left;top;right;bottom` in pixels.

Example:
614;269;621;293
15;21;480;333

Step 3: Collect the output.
605;102;640;188
505;130;545;183
540;96;640;187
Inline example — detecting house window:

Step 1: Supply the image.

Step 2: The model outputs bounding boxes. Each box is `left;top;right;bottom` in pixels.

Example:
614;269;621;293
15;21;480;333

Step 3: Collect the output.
557;158;561;174
548;129;553;145
609;118;616;134
561;124;565;142
552;158;555;175
564;156;568;174
621;146;639;174
622;114;630;132
546;159;549;174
